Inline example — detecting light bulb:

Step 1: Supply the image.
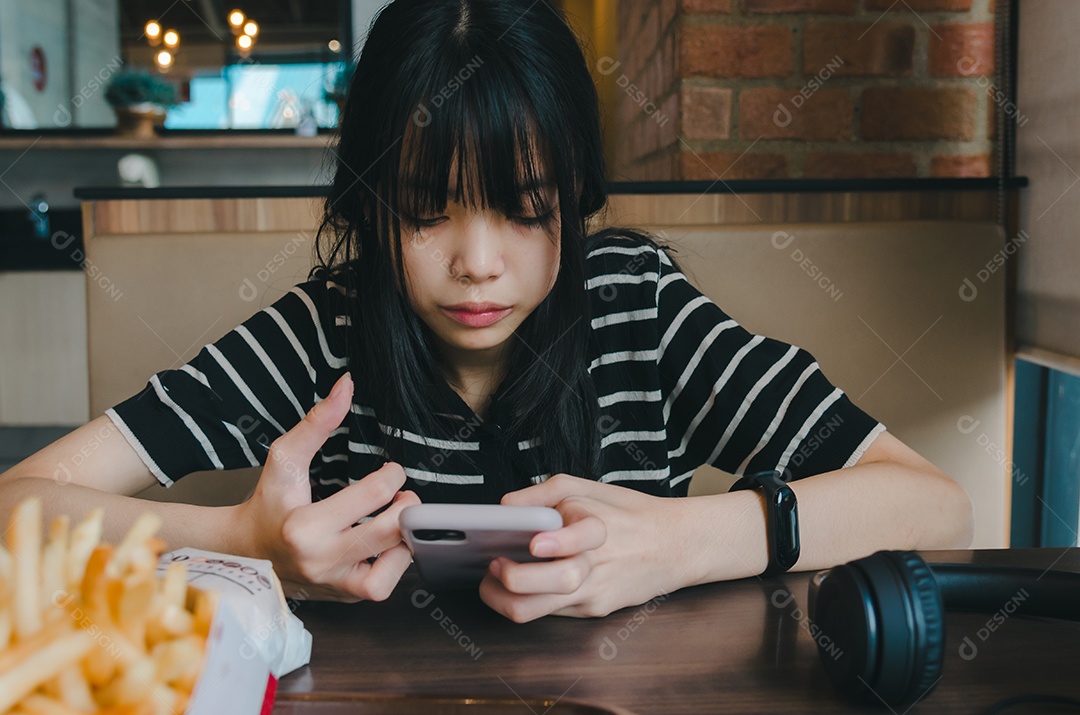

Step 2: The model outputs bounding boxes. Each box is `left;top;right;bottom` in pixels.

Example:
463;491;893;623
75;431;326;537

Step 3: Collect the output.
328;39;341;52
163;29;179;48
243;21;258;37
145;21;161;39
155;50;173;68
228;10;245;27
237;34;253;50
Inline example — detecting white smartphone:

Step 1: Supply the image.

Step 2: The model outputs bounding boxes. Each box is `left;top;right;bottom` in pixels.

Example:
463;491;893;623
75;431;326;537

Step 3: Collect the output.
400;504;564;588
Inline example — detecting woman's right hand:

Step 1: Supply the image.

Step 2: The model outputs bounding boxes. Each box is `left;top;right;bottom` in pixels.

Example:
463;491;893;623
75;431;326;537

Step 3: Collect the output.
236;372;420;602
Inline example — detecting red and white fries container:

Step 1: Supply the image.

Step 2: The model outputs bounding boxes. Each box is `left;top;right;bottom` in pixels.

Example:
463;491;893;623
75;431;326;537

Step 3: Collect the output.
157;548;313;715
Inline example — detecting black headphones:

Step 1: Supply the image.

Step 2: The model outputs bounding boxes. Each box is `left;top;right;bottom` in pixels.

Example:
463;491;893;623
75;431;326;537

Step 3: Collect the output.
808;550;1080;709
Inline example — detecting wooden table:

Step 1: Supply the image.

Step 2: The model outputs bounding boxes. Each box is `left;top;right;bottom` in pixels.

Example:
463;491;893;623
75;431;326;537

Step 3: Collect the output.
273;549;1080;714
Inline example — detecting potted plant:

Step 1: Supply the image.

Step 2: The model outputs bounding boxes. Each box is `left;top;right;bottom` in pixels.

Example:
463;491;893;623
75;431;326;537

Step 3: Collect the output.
105;69;180;138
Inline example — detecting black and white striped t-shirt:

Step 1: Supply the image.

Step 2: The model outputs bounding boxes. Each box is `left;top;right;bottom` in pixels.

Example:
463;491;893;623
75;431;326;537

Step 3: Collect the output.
106;233;885;502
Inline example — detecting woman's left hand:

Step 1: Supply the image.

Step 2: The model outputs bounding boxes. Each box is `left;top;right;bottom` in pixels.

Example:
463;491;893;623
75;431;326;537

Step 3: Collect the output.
479;474;692;622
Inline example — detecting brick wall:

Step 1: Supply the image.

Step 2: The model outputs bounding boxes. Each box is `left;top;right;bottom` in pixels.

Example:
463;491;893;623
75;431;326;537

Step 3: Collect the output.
608;0;998;181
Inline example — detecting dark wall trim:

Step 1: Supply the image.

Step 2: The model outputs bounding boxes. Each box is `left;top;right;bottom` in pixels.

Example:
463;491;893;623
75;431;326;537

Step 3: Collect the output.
608;178;1028;195
73;177;1030;202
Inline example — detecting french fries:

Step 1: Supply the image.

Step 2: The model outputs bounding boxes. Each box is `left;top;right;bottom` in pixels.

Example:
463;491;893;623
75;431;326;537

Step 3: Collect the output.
0;499;211;715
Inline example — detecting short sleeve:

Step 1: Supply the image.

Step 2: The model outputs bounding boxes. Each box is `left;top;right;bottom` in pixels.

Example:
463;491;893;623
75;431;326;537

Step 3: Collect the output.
105;281;349;487
655;246;886;480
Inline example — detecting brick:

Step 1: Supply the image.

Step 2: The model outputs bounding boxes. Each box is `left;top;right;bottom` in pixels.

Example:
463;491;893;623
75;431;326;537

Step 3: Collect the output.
866;0;971;9
680;150;789;180
805;152;917;178
679;0;734;12
931;154;992;177
745;0;856;12
681;86;733;140
861;88;977;140
680;23;794;78
740;87;853;140
803;22;915;77
929;23;995;77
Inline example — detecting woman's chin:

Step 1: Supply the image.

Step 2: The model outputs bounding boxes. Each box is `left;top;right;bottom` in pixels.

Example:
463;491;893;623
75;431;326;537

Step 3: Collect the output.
447;334;510;353
436;325;516;353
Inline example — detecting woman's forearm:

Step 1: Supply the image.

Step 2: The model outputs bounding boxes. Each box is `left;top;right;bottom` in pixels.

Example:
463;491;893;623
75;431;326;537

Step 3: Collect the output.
0;476;251;557
675;463;974;589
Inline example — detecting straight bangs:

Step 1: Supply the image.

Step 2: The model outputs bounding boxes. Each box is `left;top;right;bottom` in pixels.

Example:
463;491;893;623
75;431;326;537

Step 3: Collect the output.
395;73;561;241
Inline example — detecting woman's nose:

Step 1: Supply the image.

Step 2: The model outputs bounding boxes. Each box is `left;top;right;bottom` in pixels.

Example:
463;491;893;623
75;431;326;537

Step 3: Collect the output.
449;213;504;281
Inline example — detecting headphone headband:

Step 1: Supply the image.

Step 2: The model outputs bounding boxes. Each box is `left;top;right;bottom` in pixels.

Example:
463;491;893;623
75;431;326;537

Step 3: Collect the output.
932;563;1080;621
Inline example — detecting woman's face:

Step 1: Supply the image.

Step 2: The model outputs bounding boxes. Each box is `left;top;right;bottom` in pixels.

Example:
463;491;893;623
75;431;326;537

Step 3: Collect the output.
398;169;561;371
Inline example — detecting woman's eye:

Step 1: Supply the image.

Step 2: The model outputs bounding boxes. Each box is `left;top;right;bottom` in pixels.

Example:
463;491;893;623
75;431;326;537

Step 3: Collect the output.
402;210;553;229
406;215;447;228
510;210;554;228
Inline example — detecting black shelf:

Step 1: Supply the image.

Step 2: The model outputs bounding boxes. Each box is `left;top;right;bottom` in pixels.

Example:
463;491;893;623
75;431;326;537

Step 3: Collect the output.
73;177;1029;202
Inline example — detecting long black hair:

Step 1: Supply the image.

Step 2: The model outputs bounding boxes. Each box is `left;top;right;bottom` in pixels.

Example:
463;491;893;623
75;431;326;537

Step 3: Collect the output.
314;0;676;489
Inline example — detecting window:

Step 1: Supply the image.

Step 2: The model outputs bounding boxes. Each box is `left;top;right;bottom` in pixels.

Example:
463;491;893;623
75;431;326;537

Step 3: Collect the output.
1011;359;1080;547
166;62;341;130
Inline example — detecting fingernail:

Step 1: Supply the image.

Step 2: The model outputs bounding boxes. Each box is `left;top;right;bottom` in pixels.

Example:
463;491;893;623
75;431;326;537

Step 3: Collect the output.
532;538;556;557
489;558;503;578
330;372;352;399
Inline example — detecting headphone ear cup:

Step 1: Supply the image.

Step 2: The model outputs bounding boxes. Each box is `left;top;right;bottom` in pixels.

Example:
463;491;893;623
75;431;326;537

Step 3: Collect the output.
811;551;944;708
810;560;880;699
882;550;945;705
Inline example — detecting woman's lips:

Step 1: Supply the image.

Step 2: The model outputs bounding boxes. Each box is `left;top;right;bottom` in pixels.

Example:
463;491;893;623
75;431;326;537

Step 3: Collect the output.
440;306;512;327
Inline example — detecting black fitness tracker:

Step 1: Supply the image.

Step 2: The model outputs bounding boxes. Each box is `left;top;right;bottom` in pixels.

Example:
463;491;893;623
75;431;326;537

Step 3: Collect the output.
728;469;800;576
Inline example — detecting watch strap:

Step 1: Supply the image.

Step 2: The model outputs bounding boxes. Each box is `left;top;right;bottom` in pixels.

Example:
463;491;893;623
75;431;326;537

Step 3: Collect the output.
729;469;800;576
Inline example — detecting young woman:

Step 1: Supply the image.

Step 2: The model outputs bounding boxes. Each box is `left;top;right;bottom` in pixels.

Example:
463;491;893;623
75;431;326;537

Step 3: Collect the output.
0;0;972;621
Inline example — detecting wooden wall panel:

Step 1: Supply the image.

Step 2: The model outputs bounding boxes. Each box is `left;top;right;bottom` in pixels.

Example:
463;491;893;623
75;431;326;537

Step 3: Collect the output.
91;197;323;235
596;190;1000;228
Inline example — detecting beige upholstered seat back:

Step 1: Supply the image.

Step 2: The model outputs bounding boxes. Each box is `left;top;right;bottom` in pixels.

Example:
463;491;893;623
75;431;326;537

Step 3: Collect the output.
85;197;320;509
659;223;1007;549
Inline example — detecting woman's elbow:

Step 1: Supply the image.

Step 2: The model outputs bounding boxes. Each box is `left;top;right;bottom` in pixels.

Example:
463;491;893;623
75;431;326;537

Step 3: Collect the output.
930;475;975;549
